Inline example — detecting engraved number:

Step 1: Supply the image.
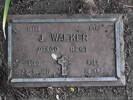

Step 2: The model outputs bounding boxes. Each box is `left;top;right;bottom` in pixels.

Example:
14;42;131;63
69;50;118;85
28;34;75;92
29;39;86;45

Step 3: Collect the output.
27;25;40;32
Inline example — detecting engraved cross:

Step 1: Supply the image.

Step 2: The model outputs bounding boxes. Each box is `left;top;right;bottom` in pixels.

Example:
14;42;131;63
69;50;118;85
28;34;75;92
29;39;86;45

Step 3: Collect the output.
57;56;69;76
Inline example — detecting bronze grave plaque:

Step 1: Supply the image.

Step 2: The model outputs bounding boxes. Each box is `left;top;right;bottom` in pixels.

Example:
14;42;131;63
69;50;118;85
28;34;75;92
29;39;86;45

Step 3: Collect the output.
8;15;125;87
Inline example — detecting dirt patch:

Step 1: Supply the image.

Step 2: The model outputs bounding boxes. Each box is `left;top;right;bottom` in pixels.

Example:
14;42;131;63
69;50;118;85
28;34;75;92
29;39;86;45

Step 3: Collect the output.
0;0;133;100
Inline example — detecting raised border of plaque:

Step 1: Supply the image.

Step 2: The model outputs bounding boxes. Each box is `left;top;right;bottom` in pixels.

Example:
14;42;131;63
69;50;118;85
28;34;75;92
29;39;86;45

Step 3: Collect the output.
8;15;125;87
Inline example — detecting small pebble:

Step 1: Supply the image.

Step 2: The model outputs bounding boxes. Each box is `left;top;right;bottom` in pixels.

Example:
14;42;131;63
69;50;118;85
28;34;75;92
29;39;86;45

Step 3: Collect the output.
56;95;59;100
70;88;75;92
51;53;57;60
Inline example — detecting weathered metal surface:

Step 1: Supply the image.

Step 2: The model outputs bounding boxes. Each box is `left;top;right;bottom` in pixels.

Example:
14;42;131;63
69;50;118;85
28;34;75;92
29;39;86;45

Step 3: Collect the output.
8;15;125;87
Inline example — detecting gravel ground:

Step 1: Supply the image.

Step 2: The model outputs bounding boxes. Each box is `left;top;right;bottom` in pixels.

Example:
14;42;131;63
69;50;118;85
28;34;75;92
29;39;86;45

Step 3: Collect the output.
0;0;133;100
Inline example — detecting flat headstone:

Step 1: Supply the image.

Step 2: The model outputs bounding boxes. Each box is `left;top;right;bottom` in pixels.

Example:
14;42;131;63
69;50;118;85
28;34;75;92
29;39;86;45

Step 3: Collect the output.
8;15;125;87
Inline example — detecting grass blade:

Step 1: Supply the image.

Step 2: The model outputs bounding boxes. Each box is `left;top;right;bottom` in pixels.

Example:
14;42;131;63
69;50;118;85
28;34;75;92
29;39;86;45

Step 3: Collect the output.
3;0;11;39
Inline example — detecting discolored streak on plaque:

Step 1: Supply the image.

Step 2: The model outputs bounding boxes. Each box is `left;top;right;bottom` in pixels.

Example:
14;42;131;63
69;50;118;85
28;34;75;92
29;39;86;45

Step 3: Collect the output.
8;15;125;87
